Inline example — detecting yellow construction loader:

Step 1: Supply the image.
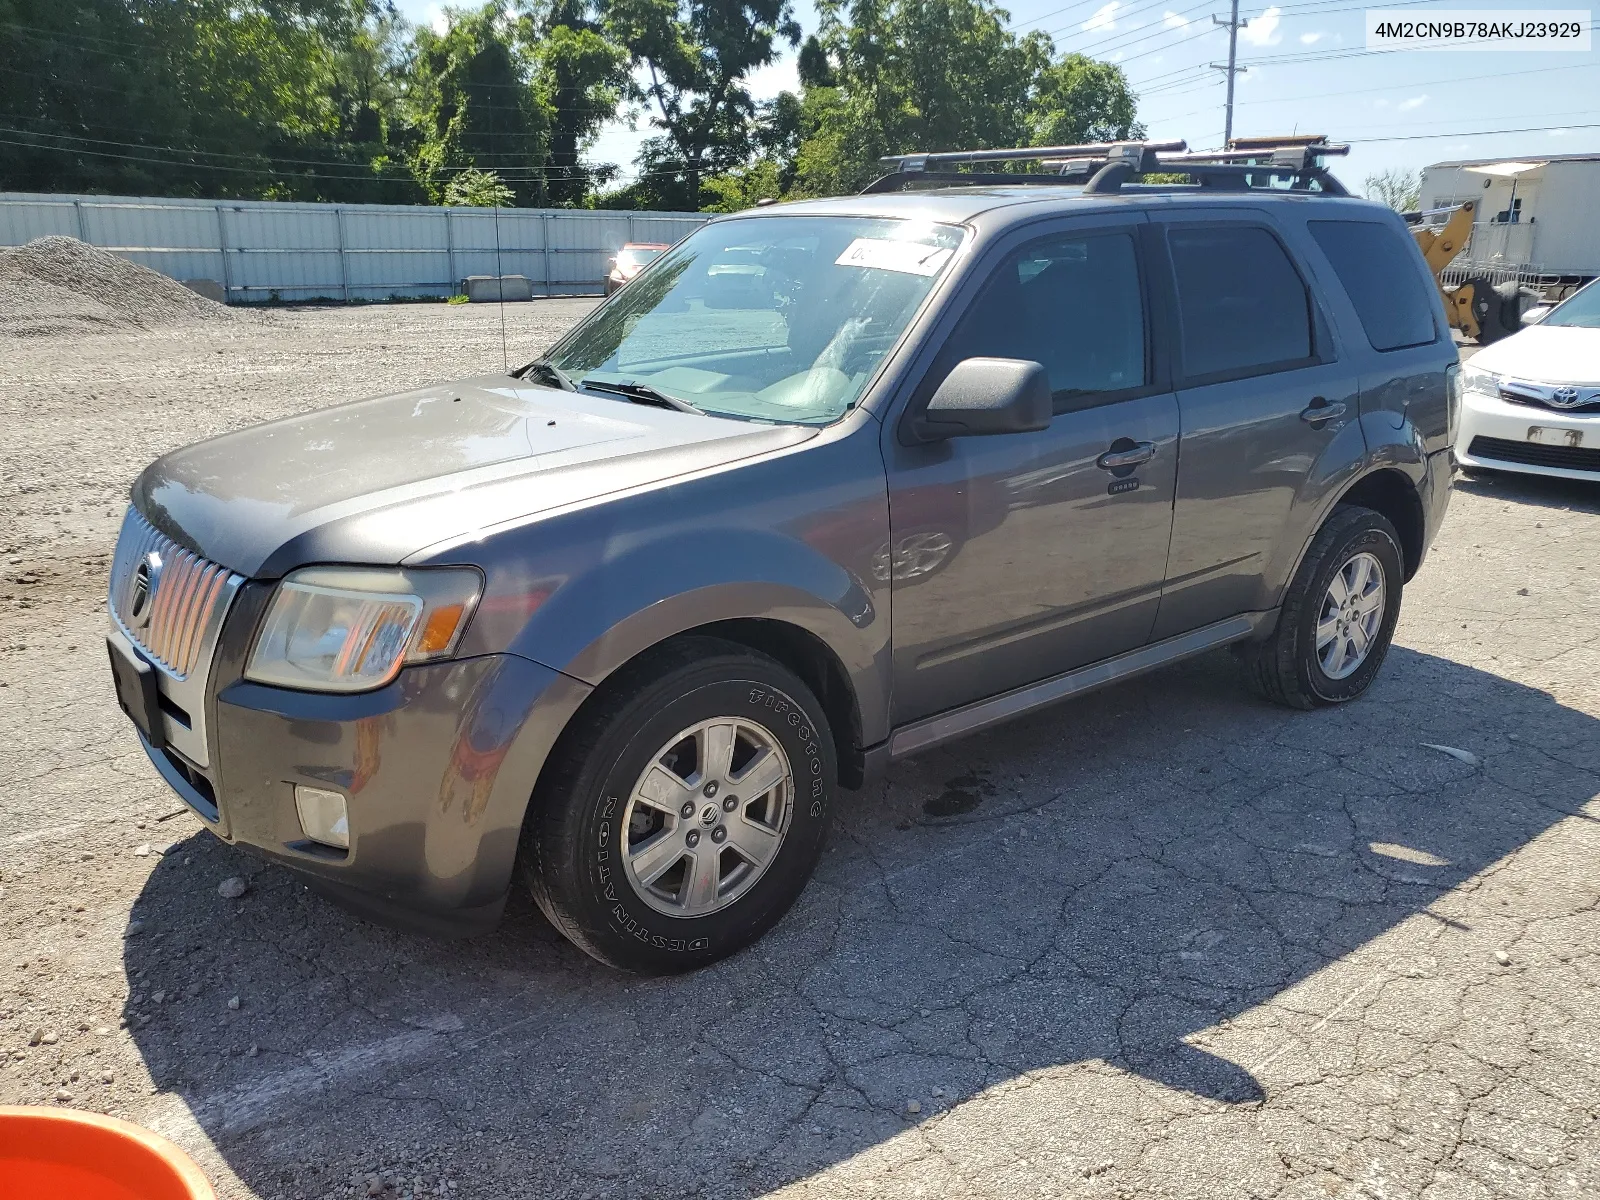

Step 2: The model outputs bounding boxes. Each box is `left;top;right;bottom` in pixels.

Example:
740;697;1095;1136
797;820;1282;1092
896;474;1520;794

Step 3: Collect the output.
1408;199;1530;344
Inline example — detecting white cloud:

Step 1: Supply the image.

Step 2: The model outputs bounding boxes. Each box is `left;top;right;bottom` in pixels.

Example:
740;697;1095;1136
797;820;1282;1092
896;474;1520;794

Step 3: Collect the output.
1374;97;1390;108
1240;6;1282;46
1549;127;1573;137
1084;1;1119;32
423;3;448;33
1398;94;1428;112
1163;10;1190;28
1299;31;1326;44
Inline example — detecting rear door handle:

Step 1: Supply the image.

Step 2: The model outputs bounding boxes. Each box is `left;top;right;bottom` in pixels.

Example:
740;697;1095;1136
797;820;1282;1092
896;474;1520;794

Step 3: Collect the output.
1097;441;1156;470
1300;398;1348;425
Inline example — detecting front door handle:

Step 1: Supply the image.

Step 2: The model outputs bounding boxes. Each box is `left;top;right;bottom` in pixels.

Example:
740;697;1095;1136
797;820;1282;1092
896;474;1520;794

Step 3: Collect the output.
1300;398;1348;425
1097;441;1156;471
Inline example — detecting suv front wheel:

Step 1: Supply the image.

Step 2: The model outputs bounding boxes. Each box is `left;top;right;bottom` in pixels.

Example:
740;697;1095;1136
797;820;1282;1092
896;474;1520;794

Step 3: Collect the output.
1241;505;1405;709
523;638;835;973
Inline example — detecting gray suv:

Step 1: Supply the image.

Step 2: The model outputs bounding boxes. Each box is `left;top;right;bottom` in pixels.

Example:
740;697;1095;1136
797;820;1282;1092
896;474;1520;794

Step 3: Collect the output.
106;142;1456;973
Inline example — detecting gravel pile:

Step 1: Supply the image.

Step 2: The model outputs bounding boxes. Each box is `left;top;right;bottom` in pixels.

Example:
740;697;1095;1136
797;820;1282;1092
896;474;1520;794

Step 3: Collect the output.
0;236;232;336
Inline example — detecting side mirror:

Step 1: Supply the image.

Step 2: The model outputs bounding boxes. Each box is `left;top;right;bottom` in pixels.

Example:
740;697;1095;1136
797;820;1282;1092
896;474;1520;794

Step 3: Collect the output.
911;357;1053;441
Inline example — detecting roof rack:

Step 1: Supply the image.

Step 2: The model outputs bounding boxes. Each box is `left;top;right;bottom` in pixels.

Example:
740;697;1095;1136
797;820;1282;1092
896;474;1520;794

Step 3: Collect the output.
862;137;1351;197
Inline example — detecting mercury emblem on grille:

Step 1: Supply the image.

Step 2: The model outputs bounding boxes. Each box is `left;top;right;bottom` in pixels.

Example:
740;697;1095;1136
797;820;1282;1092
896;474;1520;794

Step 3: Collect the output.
128;551;162;629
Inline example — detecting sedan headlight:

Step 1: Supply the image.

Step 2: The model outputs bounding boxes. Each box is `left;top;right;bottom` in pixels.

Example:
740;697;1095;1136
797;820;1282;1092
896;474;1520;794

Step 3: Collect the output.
1460;363;1502;398
246;566;482;693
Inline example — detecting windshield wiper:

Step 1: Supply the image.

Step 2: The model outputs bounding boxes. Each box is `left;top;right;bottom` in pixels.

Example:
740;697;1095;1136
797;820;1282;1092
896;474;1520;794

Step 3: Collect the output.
519;359;578;392
581;379;705;415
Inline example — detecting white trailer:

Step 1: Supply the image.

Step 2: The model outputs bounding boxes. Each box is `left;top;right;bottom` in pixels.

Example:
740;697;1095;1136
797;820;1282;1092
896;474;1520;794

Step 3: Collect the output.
1420;152;1600;299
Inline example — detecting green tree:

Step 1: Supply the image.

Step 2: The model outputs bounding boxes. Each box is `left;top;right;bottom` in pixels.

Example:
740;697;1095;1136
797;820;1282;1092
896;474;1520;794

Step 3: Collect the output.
700;157;781;211
1029;53;1142;146
699;92;801;210
526;0;629;205
443;165;517;204
1364;167;1421;213
0;0;423;202
408;4;550;204
602;0;801;209
789;0;1140;197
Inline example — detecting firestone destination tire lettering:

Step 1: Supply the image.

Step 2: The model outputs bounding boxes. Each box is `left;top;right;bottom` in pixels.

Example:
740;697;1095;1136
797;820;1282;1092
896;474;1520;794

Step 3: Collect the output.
523;638;835;974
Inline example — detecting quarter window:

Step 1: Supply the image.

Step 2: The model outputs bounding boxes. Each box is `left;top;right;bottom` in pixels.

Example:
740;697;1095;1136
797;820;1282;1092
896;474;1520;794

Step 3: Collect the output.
1307;219;1438;351
1167;225;1315;380
944;231;1147;410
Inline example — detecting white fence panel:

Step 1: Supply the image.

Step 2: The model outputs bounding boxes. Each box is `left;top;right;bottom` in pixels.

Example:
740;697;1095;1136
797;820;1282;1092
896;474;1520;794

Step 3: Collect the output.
0;191;712;302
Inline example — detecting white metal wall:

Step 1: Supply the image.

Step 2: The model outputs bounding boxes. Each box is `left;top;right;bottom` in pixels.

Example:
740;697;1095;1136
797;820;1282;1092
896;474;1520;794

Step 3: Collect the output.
0;191;711;302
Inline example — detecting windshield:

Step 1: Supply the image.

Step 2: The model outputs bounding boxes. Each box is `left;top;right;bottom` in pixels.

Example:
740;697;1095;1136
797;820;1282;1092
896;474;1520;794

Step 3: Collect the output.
616;246;664;270
1544;279;1600;329
545;216;965;424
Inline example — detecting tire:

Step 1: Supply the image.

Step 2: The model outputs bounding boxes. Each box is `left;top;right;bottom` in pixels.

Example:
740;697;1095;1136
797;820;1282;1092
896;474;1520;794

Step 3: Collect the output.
1462;276;1511;345
1240;506;1405;710
522;637;836;973
1493;280;1532;334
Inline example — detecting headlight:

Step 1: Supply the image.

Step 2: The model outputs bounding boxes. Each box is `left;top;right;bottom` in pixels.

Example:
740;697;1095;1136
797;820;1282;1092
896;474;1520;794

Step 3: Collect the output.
1461;363;1502;398
245;566;481;693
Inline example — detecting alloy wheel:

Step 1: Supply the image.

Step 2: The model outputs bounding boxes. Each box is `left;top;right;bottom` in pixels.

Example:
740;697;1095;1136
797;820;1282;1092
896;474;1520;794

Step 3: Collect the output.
1316;550;1386;680
620;717;794;917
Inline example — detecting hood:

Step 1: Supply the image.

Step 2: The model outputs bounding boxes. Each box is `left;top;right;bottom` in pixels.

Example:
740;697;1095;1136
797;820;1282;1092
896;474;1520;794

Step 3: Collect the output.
1469;323;1600;384
134;377;816;577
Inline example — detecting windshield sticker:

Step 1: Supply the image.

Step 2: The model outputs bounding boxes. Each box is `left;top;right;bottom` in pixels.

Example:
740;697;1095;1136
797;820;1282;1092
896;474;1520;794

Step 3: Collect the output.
834;239;955;276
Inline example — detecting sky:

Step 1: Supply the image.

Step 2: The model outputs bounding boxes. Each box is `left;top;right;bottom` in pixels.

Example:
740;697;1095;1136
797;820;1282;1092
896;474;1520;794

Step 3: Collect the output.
392;0;1600;194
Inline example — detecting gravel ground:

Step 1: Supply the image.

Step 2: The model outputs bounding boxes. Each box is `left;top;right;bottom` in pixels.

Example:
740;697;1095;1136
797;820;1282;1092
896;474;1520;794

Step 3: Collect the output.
2;307;1599;1200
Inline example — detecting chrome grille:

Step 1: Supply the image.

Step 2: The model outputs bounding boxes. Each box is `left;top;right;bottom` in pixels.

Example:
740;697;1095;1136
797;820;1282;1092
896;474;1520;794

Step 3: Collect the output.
109;509;243;679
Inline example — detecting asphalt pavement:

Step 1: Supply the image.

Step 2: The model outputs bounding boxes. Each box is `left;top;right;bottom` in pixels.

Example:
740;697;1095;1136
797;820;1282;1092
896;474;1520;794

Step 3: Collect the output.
2;307;1597;1200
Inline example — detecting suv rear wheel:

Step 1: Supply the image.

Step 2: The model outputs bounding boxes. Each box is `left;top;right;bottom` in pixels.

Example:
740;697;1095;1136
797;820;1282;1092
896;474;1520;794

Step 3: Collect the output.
523;637;835;973
1240;505;1404;709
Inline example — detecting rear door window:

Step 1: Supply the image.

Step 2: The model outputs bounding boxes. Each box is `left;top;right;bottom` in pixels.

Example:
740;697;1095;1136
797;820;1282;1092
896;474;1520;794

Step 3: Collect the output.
1307;219;1438;351
1167;225;1316;382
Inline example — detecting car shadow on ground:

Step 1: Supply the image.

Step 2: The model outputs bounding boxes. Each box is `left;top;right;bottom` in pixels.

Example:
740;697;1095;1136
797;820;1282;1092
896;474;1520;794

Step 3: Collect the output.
1454;467;1599;514
122;644;1600;1198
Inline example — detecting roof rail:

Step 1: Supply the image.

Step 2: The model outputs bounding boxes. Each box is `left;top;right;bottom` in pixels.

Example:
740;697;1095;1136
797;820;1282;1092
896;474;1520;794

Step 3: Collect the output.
875;141;1189;173
861;137;1352;197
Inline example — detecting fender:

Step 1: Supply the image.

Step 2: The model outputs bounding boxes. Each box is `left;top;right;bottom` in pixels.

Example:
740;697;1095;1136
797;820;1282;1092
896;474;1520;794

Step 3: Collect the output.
1270;424;1430;622
525;559;888;747
1254;406;1371;611
1358;406;1431;481
420;422;895;748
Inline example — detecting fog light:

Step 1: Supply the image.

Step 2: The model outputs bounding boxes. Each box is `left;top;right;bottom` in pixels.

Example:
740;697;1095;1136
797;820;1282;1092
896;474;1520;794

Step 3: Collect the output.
294;785;349;850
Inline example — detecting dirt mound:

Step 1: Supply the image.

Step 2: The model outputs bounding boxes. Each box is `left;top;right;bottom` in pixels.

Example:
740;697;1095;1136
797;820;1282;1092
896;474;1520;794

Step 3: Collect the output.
0;236;233;336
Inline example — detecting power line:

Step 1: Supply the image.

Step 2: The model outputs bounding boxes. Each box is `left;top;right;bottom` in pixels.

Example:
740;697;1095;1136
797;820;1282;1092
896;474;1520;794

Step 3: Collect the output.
1090;0;1465;80
0;135;698;186
1348;120;1600;144
1154;59;1600;120
1004;0;1117;31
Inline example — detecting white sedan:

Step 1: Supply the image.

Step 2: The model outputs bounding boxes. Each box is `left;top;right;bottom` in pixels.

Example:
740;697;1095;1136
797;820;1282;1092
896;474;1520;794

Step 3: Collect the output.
1456;279;1600;482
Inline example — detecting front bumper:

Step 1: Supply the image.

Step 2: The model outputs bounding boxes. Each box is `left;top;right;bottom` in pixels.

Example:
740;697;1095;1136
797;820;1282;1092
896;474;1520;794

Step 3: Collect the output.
134;650;592;935
1454;390;1600;481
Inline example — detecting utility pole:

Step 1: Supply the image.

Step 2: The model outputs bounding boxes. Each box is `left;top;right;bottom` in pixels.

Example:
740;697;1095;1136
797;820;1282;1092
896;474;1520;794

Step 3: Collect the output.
1210;0;1248;148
